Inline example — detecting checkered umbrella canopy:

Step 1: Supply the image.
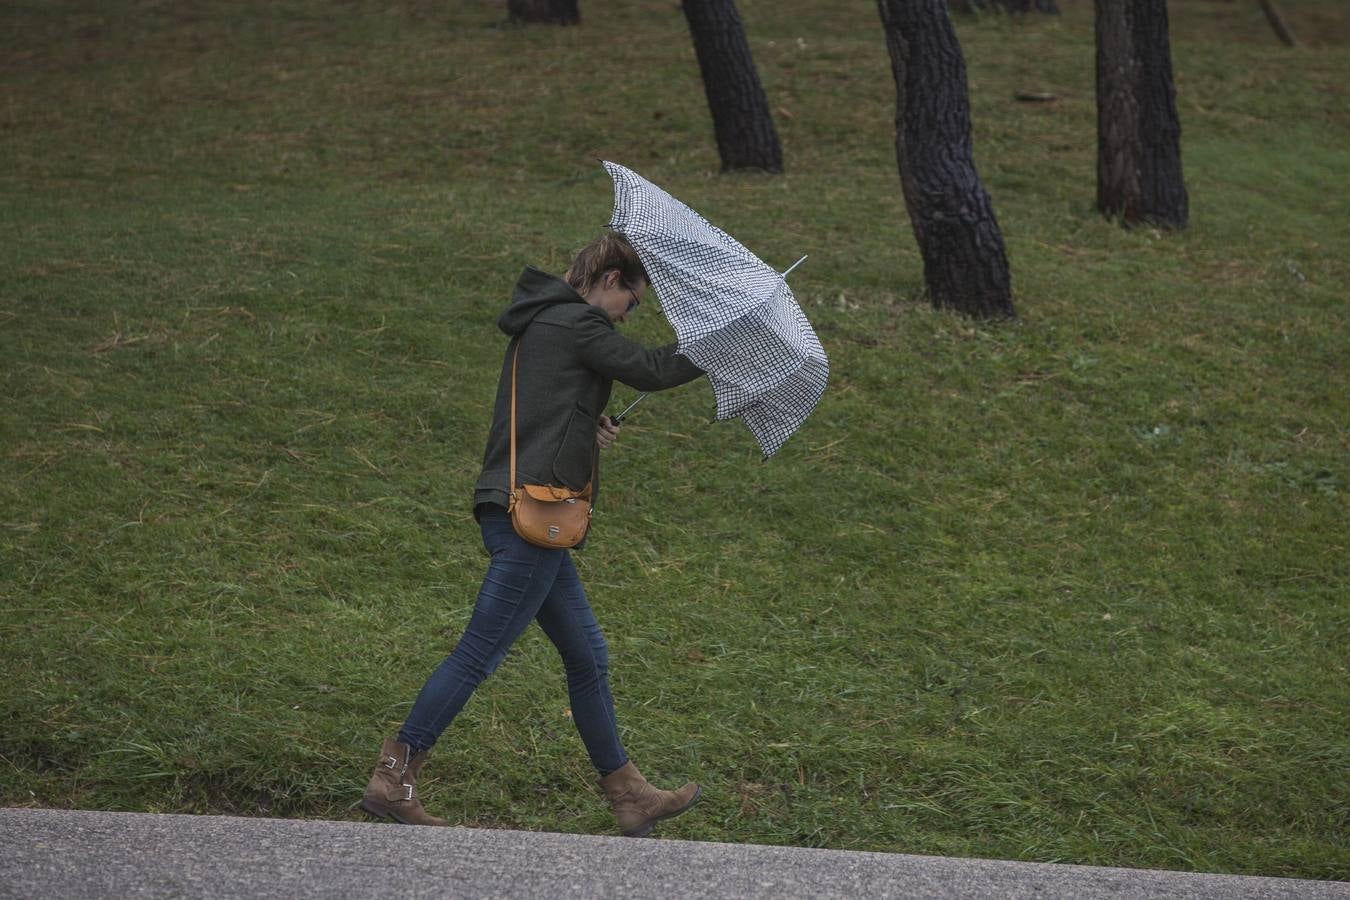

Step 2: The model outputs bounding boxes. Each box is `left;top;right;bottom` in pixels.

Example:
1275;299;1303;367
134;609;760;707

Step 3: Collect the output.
603;161;828;458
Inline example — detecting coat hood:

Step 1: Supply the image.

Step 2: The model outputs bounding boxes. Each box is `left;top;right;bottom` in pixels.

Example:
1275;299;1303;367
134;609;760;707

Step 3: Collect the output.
498;267;587;336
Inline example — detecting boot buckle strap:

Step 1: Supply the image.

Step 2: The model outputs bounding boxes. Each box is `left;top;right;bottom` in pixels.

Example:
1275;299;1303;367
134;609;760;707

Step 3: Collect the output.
384;756;400;770
401;784;414;802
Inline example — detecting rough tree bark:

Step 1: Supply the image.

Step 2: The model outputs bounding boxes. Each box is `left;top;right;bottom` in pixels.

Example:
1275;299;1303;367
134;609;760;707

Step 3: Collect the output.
507;0;579;25
682;0;783;173
950;0;1059;15
877;0;1014;319
1095;0;1188;228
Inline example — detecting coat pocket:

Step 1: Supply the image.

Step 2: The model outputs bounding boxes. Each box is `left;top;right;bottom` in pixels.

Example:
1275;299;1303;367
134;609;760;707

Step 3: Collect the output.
552;403;595;491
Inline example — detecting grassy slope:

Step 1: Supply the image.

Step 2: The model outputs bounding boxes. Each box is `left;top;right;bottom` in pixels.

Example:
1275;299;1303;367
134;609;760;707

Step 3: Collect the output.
2;0;1346;879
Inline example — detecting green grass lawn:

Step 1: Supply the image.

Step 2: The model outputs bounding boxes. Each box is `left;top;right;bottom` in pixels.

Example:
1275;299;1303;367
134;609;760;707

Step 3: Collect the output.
2;0;1347;879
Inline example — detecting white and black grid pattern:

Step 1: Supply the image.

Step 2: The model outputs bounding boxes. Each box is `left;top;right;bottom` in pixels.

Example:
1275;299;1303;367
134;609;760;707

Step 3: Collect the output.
604;161;828;458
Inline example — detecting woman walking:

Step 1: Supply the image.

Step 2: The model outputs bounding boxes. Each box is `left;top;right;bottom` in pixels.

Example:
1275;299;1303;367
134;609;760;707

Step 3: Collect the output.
362;233;705;836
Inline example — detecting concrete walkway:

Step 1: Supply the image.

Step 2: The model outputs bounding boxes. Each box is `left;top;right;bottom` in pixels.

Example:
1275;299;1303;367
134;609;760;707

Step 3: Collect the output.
1;807;1344;899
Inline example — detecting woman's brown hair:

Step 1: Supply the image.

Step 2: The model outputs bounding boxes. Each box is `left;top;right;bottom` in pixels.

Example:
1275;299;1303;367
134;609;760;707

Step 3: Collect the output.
564;232;648;297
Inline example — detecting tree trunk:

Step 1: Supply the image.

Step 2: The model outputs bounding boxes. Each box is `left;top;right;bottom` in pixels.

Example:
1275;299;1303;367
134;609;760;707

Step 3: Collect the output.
950;0;1060;14
682;0;783;173
1257;0;1298;47
507;0;579;25
1095;0;1188;228
877;0;1015;319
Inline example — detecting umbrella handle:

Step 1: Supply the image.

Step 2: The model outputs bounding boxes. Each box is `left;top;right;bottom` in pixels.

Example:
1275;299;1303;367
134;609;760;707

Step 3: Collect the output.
781;255;808;278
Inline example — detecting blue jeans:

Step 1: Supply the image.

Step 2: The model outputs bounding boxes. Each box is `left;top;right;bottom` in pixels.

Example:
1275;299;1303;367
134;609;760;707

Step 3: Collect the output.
397;506;629;775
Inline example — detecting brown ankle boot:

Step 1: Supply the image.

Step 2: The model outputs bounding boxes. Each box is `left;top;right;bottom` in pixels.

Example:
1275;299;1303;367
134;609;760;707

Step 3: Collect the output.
599;761;700;837
360;738;446;826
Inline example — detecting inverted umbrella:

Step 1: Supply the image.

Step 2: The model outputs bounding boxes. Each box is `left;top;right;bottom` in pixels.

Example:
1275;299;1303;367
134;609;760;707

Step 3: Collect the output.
603;161;829;458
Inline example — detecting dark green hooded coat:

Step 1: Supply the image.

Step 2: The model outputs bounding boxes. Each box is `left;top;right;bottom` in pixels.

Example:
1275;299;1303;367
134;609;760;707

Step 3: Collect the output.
472;267;704;524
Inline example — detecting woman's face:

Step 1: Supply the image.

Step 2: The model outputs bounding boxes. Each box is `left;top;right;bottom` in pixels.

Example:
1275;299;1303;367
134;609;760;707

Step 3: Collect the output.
587;270;646;325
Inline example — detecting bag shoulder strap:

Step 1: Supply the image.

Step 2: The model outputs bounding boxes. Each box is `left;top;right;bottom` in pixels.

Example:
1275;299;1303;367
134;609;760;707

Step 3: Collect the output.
509;340;520;498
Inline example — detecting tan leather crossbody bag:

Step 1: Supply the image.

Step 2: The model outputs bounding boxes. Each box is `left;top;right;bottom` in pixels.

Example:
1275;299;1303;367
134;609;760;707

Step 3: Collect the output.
506;343;595;549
